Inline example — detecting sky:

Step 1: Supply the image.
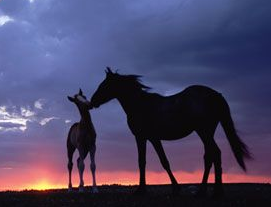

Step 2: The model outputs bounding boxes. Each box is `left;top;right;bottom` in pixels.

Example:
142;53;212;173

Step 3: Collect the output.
0;0;270;190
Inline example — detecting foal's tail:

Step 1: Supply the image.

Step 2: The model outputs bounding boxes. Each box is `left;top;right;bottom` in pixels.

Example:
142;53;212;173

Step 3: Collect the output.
219;96;252;171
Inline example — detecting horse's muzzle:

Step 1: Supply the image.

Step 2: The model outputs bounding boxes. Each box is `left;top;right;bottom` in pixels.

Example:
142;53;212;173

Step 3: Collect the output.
89;101;100;109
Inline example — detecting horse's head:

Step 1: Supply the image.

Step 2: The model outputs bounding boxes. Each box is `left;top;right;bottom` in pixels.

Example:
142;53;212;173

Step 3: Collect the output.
90;67;120;108
90;67;150;108
68;88;93;110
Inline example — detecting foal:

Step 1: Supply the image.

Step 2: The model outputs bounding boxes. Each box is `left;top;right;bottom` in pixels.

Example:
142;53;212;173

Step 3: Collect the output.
67;89;98;193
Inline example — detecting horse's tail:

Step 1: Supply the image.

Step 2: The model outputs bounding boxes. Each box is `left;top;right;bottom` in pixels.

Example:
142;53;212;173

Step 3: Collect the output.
219;95;252;171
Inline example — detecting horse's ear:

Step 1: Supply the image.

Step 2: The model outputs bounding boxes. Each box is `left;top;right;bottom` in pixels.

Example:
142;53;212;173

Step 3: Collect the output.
67;96;75;102
105;67;113;75
79;88;83;96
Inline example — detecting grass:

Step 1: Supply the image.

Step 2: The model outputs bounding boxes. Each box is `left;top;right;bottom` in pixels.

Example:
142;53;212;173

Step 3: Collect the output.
0;183;270;207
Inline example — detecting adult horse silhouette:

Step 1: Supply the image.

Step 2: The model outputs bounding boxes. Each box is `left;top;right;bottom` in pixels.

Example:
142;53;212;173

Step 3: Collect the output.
90;68;251;196
67;89;98;193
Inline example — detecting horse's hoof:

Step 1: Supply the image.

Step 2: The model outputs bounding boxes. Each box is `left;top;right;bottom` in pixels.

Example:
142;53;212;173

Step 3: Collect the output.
212;187;224;199
172;185;180;195
195;191;207;198
187;185;199;195
92;187;99;193
134;186;146;195
195;188;207;198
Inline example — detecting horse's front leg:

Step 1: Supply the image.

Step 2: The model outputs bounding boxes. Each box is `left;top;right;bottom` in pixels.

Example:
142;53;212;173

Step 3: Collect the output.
134;137;147;195
150;139;179;194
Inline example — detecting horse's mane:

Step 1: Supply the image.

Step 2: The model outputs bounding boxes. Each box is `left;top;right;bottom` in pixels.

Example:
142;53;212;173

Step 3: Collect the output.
117;73;151;91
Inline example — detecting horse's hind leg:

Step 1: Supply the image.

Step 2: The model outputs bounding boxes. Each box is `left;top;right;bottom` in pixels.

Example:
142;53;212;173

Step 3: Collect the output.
213;143;223;197
203;140;223;197
197;128;223;197
198;144;213;196
150;139;179;194
90;144;98;193
67;141;75;191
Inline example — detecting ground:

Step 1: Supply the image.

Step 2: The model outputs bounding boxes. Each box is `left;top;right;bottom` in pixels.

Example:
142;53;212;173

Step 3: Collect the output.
0;184;270;207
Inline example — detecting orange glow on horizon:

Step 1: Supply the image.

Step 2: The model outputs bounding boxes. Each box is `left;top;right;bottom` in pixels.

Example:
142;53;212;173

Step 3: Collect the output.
25;180;64;191
1;167;270;191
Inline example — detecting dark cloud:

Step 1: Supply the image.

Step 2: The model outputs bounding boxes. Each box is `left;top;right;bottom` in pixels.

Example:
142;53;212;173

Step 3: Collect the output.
0;0;271;185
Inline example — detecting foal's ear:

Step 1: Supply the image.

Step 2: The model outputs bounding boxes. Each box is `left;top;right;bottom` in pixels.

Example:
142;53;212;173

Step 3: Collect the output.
79;88;83;96
67;96;75;102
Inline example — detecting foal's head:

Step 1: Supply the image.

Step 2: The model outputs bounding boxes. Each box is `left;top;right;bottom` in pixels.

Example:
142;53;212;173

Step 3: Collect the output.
90;67;150;108
68;89;92;111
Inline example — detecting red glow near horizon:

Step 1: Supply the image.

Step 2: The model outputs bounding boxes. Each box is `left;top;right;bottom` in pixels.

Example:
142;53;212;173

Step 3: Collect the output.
1;167;270;191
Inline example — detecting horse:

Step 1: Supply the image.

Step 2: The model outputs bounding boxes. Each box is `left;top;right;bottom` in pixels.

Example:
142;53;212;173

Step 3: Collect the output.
67;89;98;193
90;67;252;197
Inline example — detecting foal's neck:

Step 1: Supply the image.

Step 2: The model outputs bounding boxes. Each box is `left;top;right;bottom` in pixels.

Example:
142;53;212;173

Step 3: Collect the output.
78;108;92;126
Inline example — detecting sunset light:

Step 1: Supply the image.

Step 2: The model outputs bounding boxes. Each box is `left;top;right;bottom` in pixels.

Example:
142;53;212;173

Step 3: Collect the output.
1;169;270;191
26;180;60;191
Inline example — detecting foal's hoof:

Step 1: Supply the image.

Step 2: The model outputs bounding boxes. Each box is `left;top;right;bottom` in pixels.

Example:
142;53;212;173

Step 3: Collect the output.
134;186;146;195
92;187;99;193
79;186;84;193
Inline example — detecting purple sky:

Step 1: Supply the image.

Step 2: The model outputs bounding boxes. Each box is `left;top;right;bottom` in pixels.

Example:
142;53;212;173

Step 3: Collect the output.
0;0;271;187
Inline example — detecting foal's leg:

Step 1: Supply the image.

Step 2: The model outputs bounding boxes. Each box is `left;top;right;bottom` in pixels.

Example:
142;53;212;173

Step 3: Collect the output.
135;137;147;194
150;139;179;194
90;144;98;193
77;148;87;192
67;142;75;191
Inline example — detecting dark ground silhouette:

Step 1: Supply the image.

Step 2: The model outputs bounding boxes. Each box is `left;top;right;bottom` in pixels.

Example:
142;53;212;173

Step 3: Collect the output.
0;184;270;207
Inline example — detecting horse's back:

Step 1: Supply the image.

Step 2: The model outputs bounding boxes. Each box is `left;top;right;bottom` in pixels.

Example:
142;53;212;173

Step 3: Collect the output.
166;85;220;99
130;85;225;139
172;85;223;117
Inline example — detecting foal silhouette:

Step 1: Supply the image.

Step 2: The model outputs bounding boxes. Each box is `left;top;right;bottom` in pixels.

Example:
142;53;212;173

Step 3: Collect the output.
90;68;252;196
67;89;98;193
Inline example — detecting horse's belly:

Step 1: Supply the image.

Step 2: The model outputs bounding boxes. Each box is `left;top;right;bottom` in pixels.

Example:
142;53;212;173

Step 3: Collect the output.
155;125;193;140
129;120;193;140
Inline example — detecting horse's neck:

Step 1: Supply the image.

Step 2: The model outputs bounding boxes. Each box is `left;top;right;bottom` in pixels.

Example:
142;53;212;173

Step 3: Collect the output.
117;90;147;115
